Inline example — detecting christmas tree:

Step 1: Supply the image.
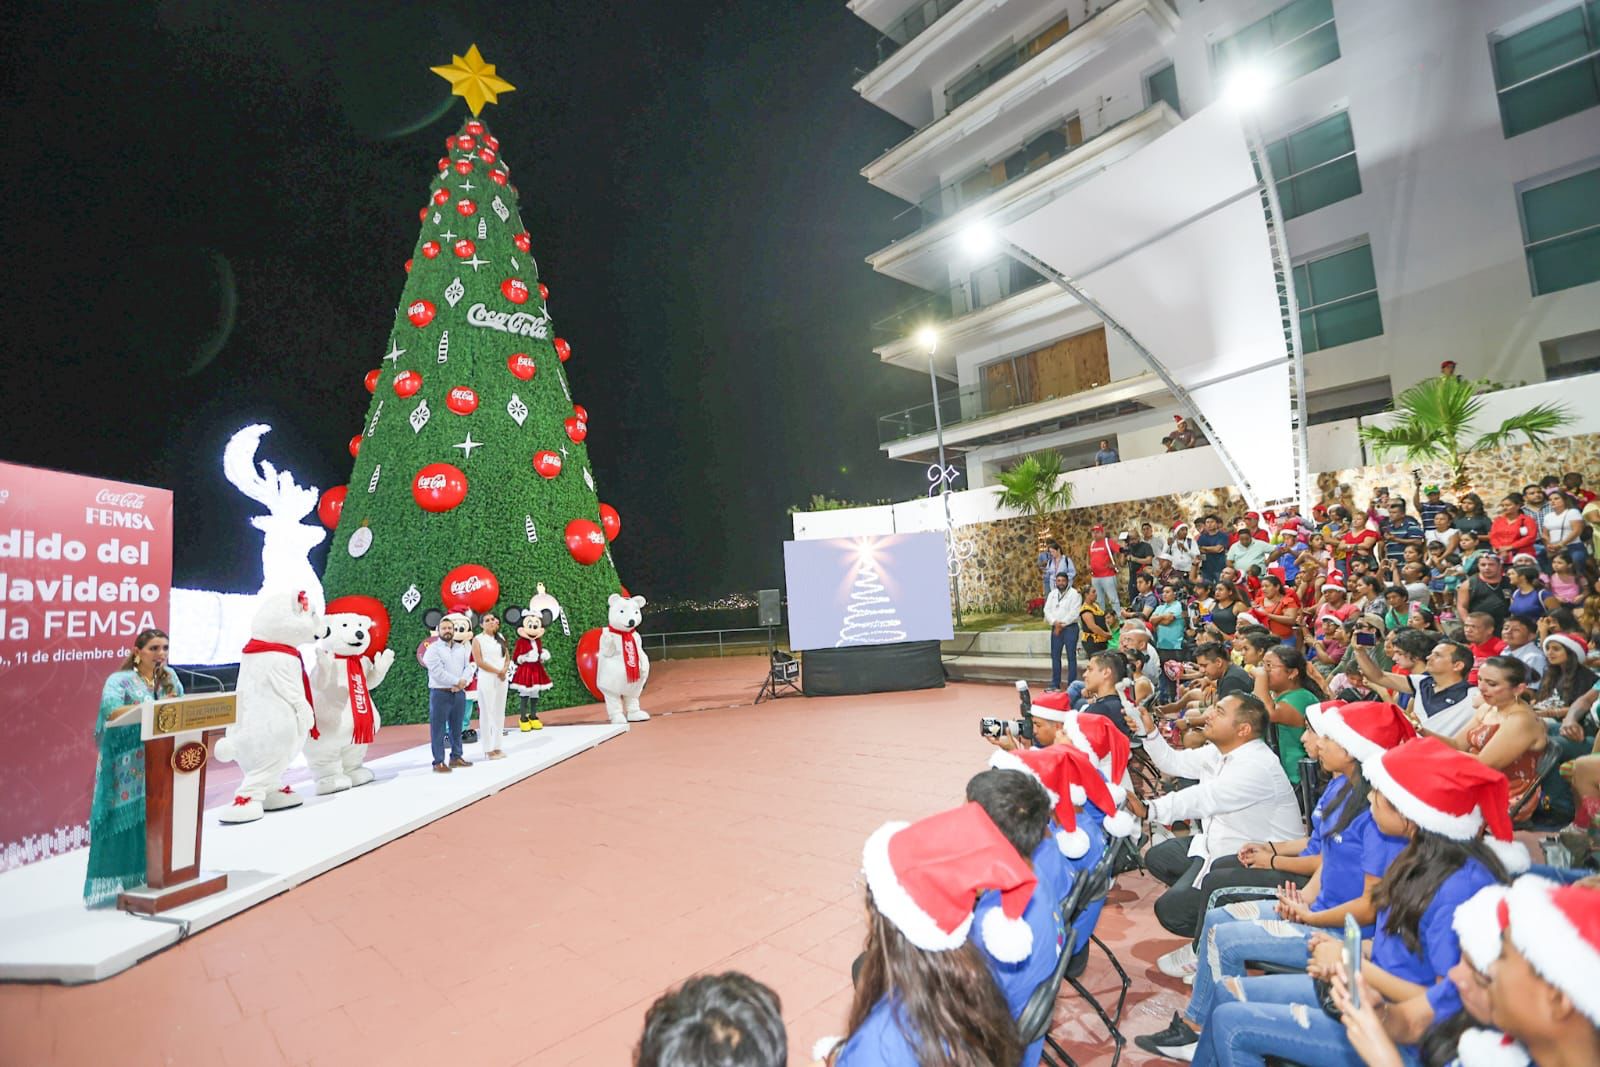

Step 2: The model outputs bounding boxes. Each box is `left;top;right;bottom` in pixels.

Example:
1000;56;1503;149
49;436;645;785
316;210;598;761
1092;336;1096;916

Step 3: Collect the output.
320;46;624;719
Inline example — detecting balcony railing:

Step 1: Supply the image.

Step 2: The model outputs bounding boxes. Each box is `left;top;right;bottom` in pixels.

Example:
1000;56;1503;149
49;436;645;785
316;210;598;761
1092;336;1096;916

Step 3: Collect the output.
877;379;1151;445
868;0;967;70
872;266;1049;338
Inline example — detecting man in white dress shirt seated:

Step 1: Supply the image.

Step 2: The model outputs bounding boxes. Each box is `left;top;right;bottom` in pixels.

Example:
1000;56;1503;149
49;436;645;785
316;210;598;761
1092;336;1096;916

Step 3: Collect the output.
1124;692;1305;949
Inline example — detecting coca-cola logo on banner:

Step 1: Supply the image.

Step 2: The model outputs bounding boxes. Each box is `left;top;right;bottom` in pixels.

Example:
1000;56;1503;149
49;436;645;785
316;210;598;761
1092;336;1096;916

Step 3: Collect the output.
94;490;146;509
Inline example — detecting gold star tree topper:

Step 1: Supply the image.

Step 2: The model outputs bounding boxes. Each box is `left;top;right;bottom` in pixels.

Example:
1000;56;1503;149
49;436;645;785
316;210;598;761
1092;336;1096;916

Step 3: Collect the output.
431;44;516;116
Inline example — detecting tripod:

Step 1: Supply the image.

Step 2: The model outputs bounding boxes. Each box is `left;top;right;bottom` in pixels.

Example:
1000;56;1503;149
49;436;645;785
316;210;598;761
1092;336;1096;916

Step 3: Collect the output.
755;626;801;703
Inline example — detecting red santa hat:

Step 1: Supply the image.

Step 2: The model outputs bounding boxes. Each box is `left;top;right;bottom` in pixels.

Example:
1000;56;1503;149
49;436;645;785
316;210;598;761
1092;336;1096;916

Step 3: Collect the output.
1172;520;1190;533
1456;1029;1528;1067
1028;689;1072;723
1312;502;1329;515
1059;710;1132;807
1503;875;1600;1027
1453;883;1510;974
1363;738;1530;873
1305;700;1417;764
1543;632;1589;662
1235;610;1262;628
988;746;1137;858
861;803;1038;963
1321;570;1347;594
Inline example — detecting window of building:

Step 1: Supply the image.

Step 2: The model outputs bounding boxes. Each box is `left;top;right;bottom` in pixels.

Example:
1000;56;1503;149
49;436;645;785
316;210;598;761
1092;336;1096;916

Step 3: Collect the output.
1264;111;1360;219
1306;377;1392;426
1145;63;1180;114
1540;328;1600;380
1520;164;1600;295
946;14;1075;111
1212;0;1340;87
1293;242;1382;353
1491;2;1600;137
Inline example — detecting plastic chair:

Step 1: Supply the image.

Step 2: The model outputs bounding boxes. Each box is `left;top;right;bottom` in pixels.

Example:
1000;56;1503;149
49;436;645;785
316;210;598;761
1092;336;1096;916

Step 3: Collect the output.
1512;744;1565;829
1026;837;1134;1067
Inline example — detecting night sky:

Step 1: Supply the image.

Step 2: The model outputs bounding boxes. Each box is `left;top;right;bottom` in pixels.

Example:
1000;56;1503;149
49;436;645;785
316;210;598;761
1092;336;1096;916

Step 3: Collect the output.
3;1;932;600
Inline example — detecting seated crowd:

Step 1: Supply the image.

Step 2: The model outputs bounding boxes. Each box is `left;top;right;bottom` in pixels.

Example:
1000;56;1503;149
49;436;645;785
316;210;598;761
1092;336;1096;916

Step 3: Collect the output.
629;475;1600;1067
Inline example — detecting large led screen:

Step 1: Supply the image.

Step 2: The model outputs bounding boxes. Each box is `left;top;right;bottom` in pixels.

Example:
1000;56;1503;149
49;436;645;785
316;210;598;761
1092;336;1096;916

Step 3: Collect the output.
782;532;953;651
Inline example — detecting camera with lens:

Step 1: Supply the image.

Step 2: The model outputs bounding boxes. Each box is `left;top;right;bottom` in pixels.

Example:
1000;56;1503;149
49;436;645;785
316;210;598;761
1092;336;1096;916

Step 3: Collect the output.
979;680;1037;743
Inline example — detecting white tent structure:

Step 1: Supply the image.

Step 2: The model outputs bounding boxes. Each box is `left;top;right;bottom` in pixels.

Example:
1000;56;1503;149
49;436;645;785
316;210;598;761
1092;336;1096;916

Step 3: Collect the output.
996;101;1310;511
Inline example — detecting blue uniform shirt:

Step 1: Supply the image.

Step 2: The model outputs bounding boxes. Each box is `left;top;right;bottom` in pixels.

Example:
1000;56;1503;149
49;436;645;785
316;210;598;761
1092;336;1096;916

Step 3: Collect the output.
1371;857;1497;1022
1302;777;1407;935
834;997;920;1067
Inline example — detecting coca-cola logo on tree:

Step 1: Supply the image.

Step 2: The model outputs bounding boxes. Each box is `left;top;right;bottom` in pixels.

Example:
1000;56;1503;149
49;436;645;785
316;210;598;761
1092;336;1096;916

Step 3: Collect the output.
439;563;500;613
466;303;549;339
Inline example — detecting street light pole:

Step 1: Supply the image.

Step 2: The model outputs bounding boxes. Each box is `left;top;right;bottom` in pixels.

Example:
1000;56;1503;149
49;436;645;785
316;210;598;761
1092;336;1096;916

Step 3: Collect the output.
919;328;963;627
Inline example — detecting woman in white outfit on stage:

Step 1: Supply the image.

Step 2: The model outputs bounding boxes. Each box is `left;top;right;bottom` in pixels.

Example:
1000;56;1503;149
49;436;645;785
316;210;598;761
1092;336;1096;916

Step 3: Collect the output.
472;613;511;759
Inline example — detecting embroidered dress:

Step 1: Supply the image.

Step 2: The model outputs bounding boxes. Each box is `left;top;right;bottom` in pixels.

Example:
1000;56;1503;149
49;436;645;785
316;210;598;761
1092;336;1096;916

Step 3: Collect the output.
83;669;183;907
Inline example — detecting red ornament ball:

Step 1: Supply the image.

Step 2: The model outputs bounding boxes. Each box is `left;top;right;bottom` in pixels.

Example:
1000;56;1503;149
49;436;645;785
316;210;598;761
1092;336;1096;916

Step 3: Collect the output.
513;231;531;253
532;450;563;479
324;595;391;655
507;353;537;380
553;337;571;362
444;134;456;151
452;239;476;259
456;199;477;217
393;370;423;397
348;434;362;458
445;386;479;415
407;300;436;328
364;368;381;393
439;563;499;614
404;258;413;273
412;463;468;512
421;241;441;259
574;629;604;701
572;403;588;421
565;519;607;566
317;485;348;529
501;278;530;304
538;282;550;301
490;169;508;187
453;158;473;176
478;147;497;164
455;134;475;151
418;206;428;221
487;134;500;151
564;416;587;443
598;503;621;542
465;120;484;136
432;188;450;206
437;157;449;172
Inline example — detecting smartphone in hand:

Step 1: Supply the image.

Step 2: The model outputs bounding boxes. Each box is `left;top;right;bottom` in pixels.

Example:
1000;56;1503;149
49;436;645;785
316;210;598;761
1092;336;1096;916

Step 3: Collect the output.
1343;914;1363;1009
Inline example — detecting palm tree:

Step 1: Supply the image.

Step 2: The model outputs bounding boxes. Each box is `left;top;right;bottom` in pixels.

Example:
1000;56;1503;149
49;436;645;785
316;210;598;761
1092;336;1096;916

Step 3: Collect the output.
994;451;1074;543
1358;375;1573;491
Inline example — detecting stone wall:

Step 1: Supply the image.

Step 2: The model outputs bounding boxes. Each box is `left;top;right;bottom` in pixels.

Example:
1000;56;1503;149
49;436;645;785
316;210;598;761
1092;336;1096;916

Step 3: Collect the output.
956;433;1600;612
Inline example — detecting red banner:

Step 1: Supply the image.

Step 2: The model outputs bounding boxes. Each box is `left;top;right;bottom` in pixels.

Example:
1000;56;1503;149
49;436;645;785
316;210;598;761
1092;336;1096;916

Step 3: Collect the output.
0;461;173;871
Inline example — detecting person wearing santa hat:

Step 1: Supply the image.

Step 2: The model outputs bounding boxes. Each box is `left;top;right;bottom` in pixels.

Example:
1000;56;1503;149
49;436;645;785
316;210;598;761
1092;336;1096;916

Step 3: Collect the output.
1125;692;1304;941
1485;876;1600;1066
1191;738;1525;1067
1169;521;1200;577
1329;882;1531;1067
1315;569;1360;631
824;804;1031;1067
1086;523;1122;615
1137;702;1416;1058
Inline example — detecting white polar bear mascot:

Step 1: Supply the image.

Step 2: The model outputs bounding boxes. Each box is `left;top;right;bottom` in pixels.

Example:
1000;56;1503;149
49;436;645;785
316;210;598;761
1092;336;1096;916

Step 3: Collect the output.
597;593;651;728
306;613;395;794
217;588;321;823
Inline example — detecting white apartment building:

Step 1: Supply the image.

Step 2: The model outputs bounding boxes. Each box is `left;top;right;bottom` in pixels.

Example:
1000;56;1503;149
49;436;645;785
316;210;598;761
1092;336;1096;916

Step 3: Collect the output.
851;0;1600;489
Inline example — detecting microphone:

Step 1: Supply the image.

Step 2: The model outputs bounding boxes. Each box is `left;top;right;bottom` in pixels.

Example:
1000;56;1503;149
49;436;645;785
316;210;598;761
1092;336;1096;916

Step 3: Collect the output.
175;667;230;693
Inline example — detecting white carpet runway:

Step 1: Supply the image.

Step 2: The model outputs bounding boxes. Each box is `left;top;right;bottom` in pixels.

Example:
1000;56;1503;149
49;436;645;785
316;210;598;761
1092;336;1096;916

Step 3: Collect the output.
0;723;624;984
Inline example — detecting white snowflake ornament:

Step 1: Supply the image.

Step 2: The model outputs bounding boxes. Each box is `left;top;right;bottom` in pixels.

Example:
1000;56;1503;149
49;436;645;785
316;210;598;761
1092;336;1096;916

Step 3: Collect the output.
444;277;465;308
409;398;431;433
402;584;422;613
506;393;528;426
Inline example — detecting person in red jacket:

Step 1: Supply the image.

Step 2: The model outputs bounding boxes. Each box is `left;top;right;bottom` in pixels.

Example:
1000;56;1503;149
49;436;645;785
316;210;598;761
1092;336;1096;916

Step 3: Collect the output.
1086;523;1122;614
1490;494;1539;560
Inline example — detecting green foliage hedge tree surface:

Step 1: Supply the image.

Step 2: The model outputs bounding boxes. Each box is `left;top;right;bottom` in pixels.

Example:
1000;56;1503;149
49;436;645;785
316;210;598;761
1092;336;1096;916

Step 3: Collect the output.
1358;375;1573;491
320;110;625;721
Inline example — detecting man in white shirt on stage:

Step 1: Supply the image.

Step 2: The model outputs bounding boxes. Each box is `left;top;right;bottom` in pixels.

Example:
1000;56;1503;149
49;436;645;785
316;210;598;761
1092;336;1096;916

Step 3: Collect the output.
1043;572;1083;692
1125;692;1305;945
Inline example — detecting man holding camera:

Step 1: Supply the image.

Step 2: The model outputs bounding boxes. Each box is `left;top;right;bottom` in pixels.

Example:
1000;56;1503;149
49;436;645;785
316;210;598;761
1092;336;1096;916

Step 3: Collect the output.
1043;572;1082;692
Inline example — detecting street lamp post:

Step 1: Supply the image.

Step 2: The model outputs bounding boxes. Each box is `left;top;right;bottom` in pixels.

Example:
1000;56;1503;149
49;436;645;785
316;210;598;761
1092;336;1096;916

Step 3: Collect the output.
917;327;962;626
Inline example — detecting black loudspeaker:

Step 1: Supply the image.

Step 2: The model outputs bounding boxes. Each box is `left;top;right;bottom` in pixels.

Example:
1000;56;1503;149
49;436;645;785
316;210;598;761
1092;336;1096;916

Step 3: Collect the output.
758;588;782;627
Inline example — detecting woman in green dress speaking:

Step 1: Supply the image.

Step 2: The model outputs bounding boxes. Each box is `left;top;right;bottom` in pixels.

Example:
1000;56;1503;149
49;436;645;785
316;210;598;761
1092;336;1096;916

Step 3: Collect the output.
84;628;183;907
